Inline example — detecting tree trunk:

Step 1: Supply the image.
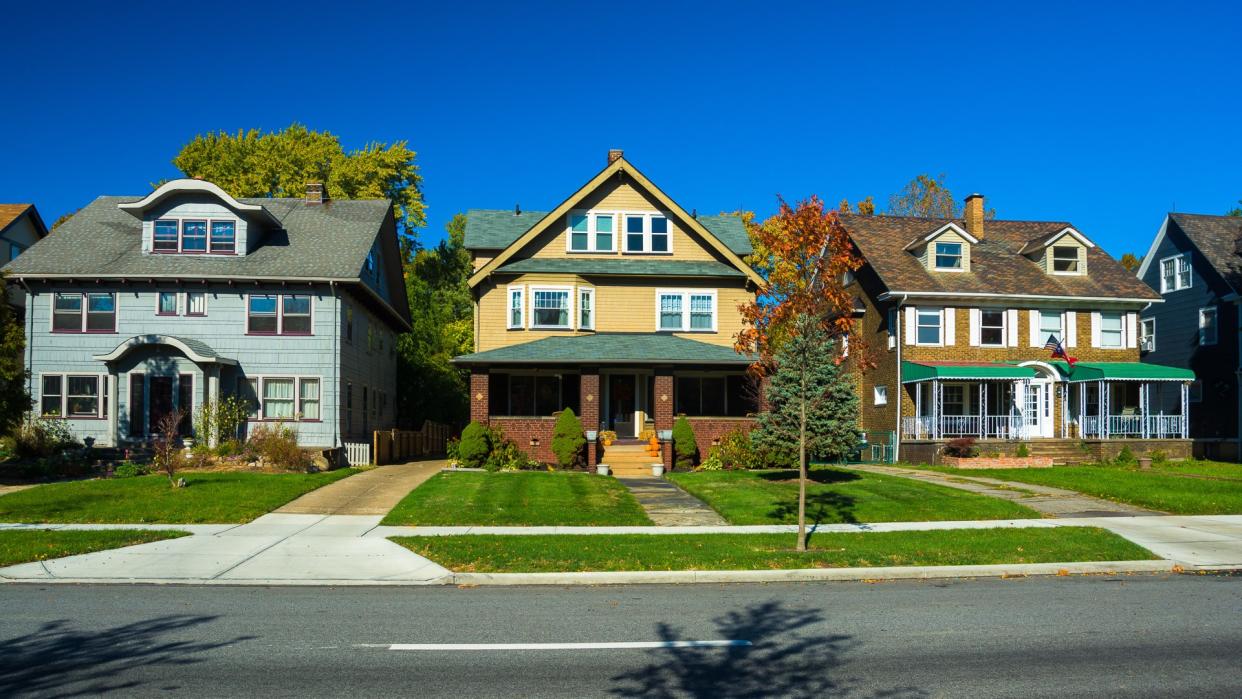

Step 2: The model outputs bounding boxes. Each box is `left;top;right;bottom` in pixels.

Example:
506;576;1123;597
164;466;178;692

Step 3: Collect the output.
797;368;808;552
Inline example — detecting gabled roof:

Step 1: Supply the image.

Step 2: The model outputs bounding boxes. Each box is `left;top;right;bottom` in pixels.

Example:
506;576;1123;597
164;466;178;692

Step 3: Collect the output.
1138;213;1242;293
117;179;282;227
839;214;1159;303
464;212;752;256
0;204;49;239
466;156;762;288
1017;226;1096;255
902;222;978;251
453;332;753;365
494;258;744;278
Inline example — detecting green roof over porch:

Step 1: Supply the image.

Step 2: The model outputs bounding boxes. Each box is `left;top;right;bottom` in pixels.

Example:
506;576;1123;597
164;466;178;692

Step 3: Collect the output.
1049;361;1195;382
901;361;1038;383
453;333;755;366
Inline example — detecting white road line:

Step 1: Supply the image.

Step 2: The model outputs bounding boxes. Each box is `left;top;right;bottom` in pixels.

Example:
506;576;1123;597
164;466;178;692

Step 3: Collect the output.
388;640;752;651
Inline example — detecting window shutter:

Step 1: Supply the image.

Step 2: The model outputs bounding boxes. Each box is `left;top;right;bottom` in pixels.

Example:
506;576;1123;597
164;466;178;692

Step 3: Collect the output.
1065;311;1077;347
1007;309;1019;347
1126;312;1138;348
944;308;956;345
904;307;916;346
1029;310;1041;348
968;308;980;346
1090;312;1101;347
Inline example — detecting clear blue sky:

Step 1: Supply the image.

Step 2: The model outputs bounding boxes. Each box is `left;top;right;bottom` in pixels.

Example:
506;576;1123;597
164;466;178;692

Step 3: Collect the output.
2;1;1239;256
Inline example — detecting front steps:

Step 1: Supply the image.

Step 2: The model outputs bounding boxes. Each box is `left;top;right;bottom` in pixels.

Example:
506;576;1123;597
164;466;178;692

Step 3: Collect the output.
601;444;663;478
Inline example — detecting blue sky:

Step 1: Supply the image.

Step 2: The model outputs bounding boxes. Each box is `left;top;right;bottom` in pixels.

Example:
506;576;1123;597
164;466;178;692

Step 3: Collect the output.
2;1;1239;256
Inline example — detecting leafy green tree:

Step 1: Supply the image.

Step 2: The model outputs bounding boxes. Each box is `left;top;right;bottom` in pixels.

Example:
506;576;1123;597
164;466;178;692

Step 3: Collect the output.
888;174;994;219
172;123;426;235
0;273;29;434
458;421;492;469
754;315;860;551
1118;253;1142;272
551;407;586;469
1227;200;1241;217
672;416;698;470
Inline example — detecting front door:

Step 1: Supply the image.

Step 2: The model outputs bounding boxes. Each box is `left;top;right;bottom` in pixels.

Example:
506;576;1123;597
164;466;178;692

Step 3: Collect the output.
149;376;174;436
1024;380;1054;438
608;374;637;437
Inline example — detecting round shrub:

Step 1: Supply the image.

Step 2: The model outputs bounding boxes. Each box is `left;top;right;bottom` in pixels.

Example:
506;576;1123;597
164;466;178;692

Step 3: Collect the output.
551;408;585;469
458;421;492;469
672;416;697;470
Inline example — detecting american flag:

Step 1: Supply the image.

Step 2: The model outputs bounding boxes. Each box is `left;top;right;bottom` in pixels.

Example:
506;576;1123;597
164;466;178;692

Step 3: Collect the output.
1045;335;1078;366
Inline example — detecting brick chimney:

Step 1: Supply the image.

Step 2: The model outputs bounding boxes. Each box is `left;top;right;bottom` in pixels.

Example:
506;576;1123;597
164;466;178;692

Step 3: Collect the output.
607;149;624;164
963;193;984;239
305;182;327;205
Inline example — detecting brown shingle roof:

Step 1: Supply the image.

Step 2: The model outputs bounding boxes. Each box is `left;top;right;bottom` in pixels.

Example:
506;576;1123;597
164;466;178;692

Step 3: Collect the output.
0;204;33;233
1167;213;1242;292
839;214;1159;301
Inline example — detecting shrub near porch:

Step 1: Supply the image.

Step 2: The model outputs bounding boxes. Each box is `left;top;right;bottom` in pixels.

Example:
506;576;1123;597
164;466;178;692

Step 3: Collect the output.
666;466;1038;525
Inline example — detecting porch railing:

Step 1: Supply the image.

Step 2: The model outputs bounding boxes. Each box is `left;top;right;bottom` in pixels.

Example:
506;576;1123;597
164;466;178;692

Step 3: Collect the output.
905;414;1186;440
1080;414;1186;439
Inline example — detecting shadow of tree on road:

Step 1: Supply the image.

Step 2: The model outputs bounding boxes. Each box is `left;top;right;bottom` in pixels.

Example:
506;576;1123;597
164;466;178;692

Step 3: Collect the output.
0;614;254;696
609;601;924;698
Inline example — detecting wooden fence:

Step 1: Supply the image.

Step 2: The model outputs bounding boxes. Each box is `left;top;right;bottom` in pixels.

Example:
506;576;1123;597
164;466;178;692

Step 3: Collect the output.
371;421;452;465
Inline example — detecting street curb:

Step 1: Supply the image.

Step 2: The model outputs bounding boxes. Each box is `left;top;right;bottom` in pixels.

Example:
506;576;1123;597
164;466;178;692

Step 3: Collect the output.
446;560;1184;586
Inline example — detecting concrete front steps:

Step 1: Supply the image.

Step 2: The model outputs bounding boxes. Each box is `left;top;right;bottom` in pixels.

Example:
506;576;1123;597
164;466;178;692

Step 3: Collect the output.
601;444;663;478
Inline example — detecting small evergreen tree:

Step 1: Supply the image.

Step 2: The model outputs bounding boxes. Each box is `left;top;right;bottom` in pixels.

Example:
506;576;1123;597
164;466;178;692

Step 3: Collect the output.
551;407;585;469
755;315;860;550
457;420;492;469
0;273;29;435
672;416;698;470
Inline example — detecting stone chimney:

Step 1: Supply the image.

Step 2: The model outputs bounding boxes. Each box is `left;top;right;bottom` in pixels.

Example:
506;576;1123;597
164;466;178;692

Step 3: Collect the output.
607;149;624;164
963;193;984;239
305;182;327;205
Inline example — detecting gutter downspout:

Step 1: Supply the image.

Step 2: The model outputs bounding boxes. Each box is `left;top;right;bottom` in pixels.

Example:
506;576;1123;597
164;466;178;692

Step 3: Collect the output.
894;294;907;462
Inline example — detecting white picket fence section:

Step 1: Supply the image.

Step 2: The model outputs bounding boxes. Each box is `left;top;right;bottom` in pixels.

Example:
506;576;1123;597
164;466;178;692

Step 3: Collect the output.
344;442;372;466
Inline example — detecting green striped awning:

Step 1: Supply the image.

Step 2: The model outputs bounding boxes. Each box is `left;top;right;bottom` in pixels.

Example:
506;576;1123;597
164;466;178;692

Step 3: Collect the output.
901;361;1038;384
1055;362;1195;382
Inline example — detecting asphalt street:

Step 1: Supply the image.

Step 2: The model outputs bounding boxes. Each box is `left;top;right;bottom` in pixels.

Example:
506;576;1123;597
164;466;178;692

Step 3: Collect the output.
1;574;1239;698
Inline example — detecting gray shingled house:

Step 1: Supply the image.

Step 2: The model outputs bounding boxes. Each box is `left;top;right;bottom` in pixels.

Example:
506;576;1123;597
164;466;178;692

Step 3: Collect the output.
2;179;409;450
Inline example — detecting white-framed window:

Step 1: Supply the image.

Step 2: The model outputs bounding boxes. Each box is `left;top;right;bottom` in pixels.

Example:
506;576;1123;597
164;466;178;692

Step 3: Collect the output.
578;287;595;330
1039;310;1064;344
873;385;888;406
157;291;178;316
507;286;525;329
887;308;898;350
915;307;943;345
566;211;617;252
1099;312;1124;348
239;376;321;421
40;373;105;418
1052;246;1081;273
187;291;206;316
624;213;672;253
1140;317;1156;352
1199;307;1218;346
530;288;571;329
1159;253;1192;293
656;289;716;332
52;292;116;333
934;242;963;270
980;309;1006;347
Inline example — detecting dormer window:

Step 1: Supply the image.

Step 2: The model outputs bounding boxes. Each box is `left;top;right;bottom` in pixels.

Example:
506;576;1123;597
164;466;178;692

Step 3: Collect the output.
934;242;963;270
153;218;238;255
1052;245;1080;273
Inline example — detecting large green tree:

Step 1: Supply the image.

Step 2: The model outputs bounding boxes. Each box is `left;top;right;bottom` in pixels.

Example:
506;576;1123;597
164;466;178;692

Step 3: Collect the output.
888;173;995;219
0;274;30;433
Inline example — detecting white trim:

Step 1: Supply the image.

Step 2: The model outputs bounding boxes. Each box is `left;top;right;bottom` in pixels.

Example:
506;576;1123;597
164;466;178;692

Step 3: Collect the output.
577;286;595;331
655;288;718;333
968;308;980;346
1125;311;1138;349
239;374;324;422
1065;310;1077;347
1140;317;1156;352
528;285;574;330
506;285;525;329
1090;311;1101;347
904;306;917;346
37;372;106;419
879;290;1160;305
1199;306;1218;346
1158;252;1192;293
1049;243;1086;275
1028;309;1041;348
565;210;619;253
622;212;675;255
903;222;979;249
943;307;956;345
873;385;888;406
1135;216;1170;280
913;306;945;346
1006;309;1019;346
1096;311;1125;349
887;307;898;350
1042;226;1096;250
978;308;1007;348
931;241;967;272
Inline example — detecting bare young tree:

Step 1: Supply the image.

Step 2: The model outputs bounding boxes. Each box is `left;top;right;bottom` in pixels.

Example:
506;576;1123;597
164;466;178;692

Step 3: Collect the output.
152;409;188;488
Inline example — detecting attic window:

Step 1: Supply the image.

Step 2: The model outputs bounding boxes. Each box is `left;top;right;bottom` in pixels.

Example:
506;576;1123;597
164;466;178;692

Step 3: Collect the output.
934;242;963;270
567;212;616;253
153;218;238;255
1052;246;1080;273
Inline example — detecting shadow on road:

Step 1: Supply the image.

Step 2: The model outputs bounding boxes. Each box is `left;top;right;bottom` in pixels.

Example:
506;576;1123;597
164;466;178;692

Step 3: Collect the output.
0;614;253;696
609;601;924;698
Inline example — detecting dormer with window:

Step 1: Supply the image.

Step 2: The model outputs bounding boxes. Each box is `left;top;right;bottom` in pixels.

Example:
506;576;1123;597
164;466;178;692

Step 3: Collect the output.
565;209;672;255
118;179;282;258
1019;226;1093;276
904;223;977;273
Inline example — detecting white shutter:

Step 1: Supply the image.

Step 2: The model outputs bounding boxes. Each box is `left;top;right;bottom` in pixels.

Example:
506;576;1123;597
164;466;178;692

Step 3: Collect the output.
1126;311;1138;348
1007;309;1019;347
968;308;980;346
1029;310;1041;347
1065;311;1077;347
905;306;916;346
944;308;956;345
1090;312;1101;348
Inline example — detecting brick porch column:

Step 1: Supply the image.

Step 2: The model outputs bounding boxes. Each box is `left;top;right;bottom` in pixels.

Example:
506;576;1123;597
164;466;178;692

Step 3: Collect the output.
469;369;489;425
654;368;674;469
581;368;600;469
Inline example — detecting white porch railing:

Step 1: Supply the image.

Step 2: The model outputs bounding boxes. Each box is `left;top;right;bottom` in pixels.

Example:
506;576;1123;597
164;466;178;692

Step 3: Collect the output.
905;414;1186;440
1080;414;1186;439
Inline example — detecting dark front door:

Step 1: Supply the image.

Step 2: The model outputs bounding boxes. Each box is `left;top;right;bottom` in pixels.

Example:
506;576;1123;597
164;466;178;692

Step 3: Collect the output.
149;376;174;436
608;374;636;437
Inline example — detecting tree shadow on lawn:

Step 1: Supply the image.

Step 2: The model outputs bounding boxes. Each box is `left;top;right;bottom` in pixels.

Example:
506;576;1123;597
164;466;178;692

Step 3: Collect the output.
0;614;254;696
758;470;860;525
609;600;925;698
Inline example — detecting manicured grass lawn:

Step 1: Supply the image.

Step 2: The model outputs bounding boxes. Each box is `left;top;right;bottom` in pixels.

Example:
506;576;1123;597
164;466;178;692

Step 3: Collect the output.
0;470;357;524
665;466;1038;525
382;471;652;526
917;461;1242;515
0;529;189;567
393;527;1154;573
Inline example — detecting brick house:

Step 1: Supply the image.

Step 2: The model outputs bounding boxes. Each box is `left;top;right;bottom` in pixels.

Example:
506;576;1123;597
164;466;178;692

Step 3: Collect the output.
842;195;1194;464
454;151;762;471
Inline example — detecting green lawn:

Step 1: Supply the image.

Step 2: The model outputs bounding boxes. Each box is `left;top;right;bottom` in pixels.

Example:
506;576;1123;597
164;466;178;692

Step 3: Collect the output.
0;529;189;567
665;466;1038;525
0;470;357;524
393;527;1154;573
382;471;652;526
917;460;1242;515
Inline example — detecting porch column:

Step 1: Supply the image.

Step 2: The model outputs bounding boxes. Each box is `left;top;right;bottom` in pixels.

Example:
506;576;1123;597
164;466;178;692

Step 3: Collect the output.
931;379;942;440
1140;382;1150;439
978;383;986;438
1099;380;1108;439
1181;382;1189;439
1060;383;1068;438
914;383;923;438
581;368;600;469
654;368;674;470
469;369;489;425
207;367;221;448
107;373;118;448
1079;382;1087;437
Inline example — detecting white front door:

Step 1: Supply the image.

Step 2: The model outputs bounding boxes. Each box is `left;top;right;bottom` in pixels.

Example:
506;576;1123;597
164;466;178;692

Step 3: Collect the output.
1024;380;1054;438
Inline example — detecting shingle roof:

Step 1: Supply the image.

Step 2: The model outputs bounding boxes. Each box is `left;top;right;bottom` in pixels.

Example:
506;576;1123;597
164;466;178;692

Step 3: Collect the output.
1167;213;1242;292
839;214;1160;301
494;258;744;278
0;204;46;238
453;333;754;365
464;209;752;255
3;195;391;281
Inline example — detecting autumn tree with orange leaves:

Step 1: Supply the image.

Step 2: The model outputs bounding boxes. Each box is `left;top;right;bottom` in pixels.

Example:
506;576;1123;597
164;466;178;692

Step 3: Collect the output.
735;196;864;551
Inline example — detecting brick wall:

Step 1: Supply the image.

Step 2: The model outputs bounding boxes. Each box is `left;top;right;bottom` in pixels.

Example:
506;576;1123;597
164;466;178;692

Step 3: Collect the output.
581;370;600;468
655;372;673;469
489;417;558;464
470;370;489;424
685;417;758;467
